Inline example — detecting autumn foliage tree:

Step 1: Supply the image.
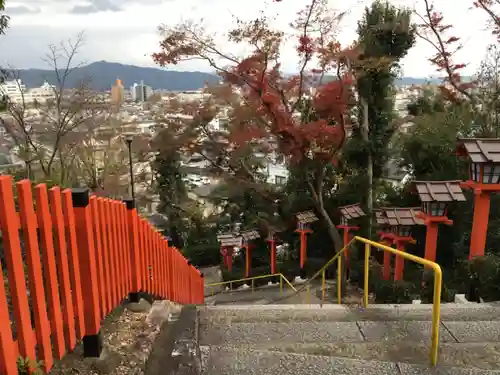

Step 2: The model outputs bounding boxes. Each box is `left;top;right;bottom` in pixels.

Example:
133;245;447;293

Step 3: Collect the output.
153;0;358;251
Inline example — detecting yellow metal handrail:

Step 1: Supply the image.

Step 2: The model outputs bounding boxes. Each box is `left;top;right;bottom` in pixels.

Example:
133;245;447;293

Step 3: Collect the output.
205;273;297;296
206;236;442;366
348;236;442;367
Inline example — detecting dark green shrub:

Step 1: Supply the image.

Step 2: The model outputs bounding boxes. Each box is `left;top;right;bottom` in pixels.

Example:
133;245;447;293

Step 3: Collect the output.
465;254;500;302
373;279;417;304
182;242;221;267
419;268;456;303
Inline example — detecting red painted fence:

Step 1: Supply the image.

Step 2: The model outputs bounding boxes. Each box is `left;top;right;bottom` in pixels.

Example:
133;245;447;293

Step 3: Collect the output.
0;176;204;374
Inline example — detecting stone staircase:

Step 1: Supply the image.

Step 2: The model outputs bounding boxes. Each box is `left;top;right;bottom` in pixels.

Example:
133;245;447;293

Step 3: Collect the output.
196;303;500;375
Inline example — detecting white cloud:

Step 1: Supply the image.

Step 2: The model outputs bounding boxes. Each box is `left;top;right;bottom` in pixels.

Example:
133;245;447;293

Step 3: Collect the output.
0;0;496;77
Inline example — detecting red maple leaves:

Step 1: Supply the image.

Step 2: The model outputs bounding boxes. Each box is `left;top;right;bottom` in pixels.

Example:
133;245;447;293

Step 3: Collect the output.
224;53;350;164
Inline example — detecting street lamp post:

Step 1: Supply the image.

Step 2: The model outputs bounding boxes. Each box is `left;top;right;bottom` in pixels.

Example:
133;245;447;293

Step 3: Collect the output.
124;133;135;202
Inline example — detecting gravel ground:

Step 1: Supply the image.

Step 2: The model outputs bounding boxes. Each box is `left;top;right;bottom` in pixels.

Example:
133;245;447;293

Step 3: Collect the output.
49;300;180;375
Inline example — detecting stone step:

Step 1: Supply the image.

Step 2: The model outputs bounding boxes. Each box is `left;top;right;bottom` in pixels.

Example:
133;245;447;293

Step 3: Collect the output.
201;346;500;375
203;342;500;370
199;303;500;323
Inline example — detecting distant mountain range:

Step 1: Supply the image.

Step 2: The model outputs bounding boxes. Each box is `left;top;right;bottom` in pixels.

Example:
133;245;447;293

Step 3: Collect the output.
7;60;443;91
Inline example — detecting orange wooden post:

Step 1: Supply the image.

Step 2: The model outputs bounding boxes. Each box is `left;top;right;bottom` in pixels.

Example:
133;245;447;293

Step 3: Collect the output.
172;248;178;303
111;202;124;301
49;187;77;350
153;231;159;297
424;222;439;262
72;188;102;357
36;184;66;359
124;199;141;302
167;241;175;301
159;233;166;298
104;199;118;307
89;196;106;320
377;232;394;281
199;272;205;304
186;260;193;303
177;250;182;303
157;232;163;298
393;237;412;282
97;198;112;313
268;239;277;274
110;201;121;304
162;236;168;299
0;253;17;375
300;231;306;268
178;250;185;304
0;176;36;361
62;189;85;340
121;204;132;295
119;203;129;298
469;190;491;259
16;180;53;370
244;243;251;278
145;221;152;294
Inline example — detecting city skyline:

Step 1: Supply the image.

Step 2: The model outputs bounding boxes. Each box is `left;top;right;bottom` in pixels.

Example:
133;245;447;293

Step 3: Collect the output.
0;0;496;78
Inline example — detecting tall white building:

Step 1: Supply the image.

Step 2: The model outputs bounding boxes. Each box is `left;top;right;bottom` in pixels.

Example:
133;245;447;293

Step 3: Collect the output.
130;81;152;102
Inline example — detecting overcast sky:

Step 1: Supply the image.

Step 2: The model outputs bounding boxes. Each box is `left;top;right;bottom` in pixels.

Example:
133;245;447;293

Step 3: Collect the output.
0;0;495;77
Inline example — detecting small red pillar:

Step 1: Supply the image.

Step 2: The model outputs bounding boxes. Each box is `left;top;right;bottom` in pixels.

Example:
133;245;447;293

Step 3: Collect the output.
244;242;251;278
418;215;452;263
468;187;491;259
377;232;395;280
267;239;277;274
224;248;233;272
296;227;312;269
393;235;415;281
336;224;359;269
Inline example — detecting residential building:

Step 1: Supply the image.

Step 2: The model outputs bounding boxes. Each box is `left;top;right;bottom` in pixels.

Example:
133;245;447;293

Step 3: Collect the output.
0;79;56;104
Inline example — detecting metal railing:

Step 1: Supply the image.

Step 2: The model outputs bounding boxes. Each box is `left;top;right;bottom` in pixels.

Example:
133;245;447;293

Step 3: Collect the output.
314;235;442;366
207;236;443;366
205;273;297;296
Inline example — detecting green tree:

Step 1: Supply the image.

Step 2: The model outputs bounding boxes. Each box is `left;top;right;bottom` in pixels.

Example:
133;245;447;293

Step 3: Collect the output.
344;0;416;233
152;128;189;248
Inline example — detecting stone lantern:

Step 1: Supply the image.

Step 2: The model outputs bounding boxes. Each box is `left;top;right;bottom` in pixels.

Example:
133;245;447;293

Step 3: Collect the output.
382;207;424;281
217;233;241;272
240;229;260;278
295;210;318;279
336;203;366;269
374;209;394;280
457;138;500;258
266;227;283;279
412;180;466;263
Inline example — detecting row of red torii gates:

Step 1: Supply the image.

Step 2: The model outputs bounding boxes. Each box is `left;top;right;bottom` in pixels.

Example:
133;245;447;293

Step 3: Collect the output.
218;138;499;281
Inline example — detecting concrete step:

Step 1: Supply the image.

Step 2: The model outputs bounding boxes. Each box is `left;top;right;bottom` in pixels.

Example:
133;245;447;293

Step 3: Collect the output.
200;318;500;345
202;342;500;370
201;346;500;375
199;303;500;323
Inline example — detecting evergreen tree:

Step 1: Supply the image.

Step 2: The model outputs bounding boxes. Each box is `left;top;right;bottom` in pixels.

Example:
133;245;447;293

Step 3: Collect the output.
344;0;416;222
152;129;188;248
